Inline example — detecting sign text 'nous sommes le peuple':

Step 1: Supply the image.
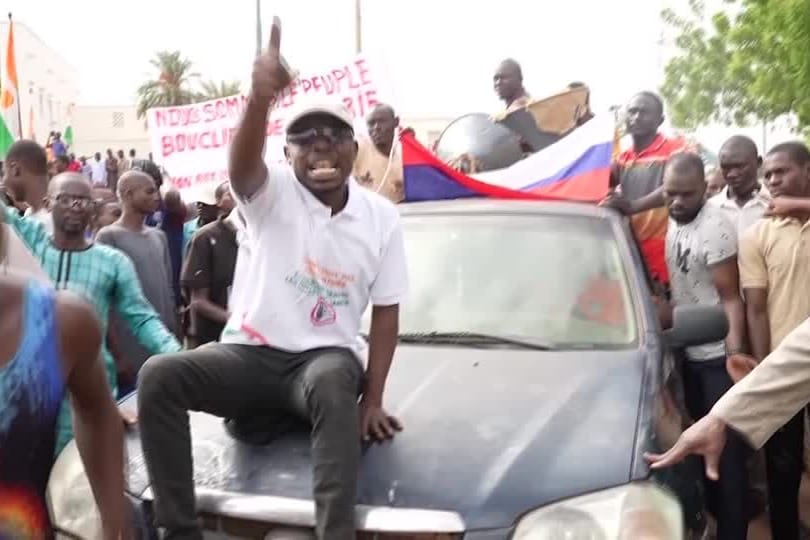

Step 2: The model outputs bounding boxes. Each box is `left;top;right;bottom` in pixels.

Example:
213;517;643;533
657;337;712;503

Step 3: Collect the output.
146;56;385;200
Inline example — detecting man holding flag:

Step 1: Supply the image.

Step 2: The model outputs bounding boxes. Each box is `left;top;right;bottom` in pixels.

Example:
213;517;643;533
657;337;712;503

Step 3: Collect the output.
602;91;691;292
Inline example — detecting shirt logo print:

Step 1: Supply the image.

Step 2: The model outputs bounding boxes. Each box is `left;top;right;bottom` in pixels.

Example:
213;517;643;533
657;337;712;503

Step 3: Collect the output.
310;297;337;327
676;242;691;274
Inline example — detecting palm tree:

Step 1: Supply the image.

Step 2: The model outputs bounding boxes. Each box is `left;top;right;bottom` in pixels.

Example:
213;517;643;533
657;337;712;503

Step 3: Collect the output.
198;80;242;100
136;51;200;118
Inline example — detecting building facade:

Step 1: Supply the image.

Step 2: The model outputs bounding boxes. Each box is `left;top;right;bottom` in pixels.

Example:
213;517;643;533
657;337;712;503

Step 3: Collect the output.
71;105;151;159
0;20;79;145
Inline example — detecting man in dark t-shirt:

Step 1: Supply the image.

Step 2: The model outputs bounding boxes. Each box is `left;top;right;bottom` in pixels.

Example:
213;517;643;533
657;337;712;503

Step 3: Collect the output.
181;182;236;346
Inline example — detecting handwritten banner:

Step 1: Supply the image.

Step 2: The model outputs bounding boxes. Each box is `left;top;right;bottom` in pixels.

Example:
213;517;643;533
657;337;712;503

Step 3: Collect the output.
146;55;386;201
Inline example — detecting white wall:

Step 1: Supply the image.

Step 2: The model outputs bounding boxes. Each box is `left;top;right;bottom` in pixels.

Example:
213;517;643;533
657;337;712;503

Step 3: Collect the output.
71;105;151;159
0;20;79;143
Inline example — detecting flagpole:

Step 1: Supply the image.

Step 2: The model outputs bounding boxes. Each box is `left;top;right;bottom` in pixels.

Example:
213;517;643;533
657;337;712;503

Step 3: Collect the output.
354;0;362;54
8;13;22;139
255;0;262;57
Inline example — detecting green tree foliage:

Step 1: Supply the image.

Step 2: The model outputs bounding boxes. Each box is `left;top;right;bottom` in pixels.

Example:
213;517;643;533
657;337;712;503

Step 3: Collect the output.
136;51;200;119
198;80;242;100
661;0;810;133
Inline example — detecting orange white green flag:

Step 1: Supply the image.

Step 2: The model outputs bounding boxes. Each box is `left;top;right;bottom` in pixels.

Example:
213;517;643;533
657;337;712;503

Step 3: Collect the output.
0;15;21;159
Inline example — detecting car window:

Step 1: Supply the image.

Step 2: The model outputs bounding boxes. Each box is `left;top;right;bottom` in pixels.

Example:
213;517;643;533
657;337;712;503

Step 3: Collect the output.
362;212;638;348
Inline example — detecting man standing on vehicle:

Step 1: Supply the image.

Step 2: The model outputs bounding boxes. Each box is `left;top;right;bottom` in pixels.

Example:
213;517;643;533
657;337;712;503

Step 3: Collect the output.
603;92;691;292
137;17;407;540
493;58;531;116
661;153;751;540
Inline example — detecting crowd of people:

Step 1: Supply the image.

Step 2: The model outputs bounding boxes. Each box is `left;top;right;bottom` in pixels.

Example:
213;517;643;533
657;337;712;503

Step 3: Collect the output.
5;18;810;540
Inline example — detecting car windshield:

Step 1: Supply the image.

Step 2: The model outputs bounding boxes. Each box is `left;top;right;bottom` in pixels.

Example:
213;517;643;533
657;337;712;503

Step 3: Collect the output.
362;212;638;348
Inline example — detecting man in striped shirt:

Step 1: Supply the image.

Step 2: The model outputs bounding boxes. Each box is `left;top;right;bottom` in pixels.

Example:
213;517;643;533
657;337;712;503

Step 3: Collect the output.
603;91;691;293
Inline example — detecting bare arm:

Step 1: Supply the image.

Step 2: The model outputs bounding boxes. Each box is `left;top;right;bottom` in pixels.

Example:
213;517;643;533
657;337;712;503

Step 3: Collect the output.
630;186;665;214
58;292;127;540
365;304;399;406
190;287;230;325
744;288;770;361
229;96;272;199
710;257;748;353
229;17;291;199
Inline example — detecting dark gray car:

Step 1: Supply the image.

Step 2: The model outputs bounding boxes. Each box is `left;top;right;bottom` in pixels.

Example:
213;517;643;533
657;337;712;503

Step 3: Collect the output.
47;200;725;539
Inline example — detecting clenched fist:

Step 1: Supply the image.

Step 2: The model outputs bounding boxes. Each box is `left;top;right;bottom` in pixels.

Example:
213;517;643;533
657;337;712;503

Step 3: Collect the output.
252;16;294;100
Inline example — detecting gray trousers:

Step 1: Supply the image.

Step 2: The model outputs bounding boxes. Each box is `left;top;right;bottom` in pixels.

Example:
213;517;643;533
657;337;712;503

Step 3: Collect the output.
137;343;364;540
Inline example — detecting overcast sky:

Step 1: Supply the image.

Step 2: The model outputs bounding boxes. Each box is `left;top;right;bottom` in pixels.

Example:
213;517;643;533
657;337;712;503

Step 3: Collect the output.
2;0;799;150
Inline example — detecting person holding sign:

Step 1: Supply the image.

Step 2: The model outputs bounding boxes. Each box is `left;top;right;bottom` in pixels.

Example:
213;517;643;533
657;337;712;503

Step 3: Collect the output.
137;17;408;540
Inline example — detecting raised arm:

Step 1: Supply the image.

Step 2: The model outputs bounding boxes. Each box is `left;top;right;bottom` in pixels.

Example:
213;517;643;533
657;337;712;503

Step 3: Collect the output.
58;291;127;540
229;16;292;200
111;250;181;355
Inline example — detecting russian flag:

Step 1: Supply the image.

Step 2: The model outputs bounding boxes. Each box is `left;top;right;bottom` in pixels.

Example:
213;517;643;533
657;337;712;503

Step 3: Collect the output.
403;114;615;202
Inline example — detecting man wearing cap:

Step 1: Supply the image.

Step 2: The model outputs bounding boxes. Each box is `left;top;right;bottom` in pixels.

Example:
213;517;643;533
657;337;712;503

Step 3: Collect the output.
137;18;407;540
182;182;225;257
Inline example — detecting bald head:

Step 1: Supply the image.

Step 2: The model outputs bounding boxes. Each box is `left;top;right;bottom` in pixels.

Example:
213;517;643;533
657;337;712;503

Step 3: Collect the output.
720;135;758;160
117;170;154;200
719;135;761;196
369;103;396;120
666;152;706;184
366;103;400;154
494;59;526;103
118;170;160;216
663;152;707;223
497;59;523;79
48;172;91;198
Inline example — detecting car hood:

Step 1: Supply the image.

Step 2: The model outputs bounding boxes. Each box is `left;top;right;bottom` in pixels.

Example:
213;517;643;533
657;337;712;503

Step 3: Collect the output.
121;345;647;530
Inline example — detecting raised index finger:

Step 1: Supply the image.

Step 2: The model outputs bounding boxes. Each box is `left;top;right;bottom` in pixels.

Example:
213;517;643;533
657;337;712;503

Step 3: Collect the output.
268;15;282;55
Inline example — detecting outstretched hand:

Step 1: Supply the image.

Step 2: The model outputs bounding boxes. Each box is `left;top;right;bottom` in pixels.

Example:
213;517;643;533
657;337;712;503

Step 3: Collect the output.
251;16;294;100
644;414;728;480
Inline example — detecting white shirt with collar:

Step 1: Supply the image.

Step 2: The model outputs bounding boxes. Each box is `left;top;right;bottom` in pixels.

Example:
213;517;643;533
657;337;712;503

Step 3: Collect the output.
221;166;408;358
707;184;770;235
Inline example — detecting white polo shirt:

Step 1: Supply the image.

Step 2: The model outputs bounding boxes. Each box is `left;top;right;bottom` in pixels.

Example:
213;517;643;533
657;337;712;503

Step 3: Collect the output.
707;185;770;235
221;165;407;356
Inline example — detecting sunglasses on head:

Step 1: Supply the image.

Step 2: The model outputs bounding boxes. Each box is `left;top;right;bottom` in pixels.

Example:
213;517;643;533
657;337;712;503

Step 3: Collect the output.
286;125;354;147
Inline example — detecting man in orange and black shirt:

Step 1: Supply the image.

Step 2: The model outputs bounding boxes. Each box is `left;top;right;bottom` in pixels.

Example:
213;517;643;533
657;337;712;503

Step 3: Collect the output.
604;91;690;292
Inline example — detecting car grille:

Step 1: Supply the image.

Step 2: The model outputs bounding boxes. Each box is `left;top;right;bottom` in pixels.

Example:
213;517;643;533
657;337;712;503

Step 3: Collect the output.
201;513;463;539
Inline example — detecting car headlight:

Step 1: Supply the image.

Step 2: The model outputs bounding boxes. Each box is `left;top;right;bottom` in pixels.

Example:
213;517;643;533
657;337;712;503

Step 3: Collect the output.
46;441;104;539
513;483;683;540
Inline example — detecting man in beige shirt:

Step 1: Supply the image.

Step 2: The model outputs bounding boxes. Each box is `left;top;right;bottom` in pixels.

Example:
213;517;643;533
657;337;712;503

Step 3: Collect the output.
353;103;404;204
647;143;810;525
732;141;810;539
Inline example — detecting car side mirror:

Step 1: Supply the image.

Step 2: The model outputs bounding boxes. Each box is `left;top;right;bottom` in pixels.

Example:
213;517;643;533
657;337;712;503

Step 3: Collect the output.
663;304;728;349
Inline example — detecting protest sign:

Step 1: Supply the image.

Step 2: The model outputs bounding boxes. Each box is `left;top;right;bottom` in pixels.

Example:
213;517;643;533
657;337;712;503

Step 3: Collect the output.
146;55;385;201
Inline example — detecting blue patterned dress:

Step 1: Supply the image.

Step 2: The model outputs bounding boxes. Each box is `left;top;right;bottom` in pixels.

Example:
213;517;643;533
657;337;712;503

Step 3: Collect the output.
0;281;65;539
2;203;182;453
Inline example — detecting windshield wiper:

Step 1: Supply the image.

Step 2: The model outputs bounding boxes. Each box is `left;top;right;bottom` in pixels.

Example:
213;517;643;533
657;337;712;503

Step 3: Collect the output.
396;331;554;350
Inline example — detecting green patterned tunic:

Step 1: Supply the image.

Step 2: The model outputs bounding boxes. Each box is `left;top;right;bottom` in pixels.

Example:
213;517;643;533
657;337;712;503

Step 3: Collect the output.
2;203;182;453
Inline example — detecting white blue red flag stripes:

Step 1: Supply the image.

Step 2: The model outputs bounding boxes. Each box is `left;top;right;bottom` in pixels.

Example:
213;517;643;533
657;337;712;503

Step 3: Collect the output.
402;115;615;202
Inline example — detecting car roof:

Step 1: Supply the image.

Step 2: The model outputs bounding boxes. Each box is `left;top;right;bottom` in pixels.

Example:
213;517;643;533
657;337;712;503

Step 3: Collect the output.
398;198;618;220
